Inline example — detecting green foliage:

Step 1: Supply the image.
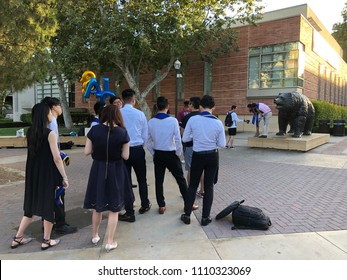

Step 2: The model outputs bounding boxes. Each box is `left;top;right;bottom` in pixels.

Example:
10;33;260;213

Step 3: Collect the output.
0;1;58;93
312;100;347;125
52;0;264;117
57;112;92;126
332;3;347;62
20;113;32;124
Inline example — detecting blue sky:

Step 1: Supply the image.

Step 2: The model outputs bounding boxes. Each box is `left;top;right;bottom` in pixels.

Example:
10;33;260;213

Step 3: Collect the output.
263;0;346;32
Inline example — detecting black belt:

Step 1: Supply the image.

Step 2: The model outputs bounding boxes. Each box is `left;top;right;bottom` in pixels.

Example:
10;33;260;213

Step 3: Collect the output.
194;149;217;155
183;141;193;147
131;145;143;149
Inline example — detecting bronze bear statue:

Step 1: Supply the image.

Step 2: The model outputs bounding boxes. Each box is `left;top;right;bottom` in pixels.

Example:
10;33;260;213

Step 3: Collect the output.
274;92;315;138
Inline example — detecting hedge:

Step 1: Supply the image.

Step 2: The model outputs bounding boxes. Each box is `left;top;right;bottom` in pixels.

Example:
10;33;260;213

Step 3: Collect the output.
16;112;93;127
312;100;347;126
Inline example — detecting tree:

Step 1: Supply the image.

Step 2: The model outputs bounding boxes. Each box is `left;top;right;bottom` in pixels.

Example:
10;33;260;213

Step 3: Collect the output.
332;3;347;62
54;0;264;118
0;0;57;115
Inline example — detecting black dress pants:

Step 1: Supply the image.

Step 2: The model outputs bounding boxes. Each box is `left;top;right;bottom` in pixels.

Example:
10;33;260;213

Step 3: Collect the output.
184;150;219;218
54;192;66;227
124;146;150;209
153;150;188;207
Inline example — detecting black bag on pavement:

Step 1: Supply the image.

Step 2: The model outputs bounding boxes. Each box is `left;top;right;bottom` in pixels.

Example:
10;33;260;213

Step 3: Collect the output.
216;200;271;230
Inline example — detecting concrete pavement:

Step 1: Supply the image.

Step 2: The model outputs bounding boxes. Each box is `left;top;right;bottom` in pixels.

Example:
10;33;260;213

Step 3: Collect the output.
0;132;347;260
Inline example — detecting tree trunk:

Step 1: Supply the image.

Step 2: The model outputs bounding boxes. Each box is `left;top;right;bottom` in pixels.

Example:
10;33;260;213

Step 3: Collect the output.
120;58;174;119
0;90;6;117
56;73;74;129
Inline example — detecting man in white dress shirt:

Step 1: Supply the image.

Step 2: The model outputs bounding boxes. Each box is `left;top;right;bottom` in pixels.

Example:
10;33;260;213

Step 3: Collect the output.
119;89;151;222
181;95;226;226
147;96;198;214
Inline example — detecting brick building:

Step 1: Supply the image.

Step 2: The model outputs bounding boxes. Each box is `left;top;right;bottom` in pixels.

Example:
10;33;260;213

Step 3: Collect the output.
74;4;347;129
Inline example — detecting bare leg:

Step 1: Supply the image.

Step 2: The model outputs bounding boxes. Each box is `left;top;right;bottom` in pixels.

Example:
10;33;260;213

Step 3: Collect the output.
11;216;34;248
15;216;32;238
229;135;235;147
92;210;102;238
254;126;260;137
106;212;119;245
43;220;53;240
226;135;231;147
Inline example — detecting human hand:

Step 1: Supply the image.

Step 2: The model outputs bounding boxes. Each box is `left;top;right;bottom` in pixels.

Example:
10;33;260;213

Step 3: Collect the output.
62;178;69;189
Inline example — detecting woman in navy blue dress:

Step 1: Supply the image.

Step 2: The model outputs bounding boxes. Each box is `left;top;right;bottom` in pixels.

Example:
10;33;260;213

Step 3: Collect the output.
84;104;130;252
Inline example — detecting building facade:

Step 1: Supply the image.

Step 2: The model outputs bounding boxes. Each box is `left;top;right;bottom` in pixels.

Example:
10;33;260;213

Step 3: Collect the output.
15;5;345;131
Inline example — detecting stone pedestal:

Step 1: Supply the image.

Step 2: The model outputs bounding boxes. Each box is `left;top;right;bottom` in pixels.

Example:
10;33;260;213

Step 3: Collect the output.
247;133;330;152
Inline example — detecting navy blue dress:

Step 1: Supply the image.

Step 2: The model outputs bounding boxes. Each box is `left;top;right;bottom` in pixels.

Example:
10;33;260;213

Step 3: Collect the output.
84;124;130;212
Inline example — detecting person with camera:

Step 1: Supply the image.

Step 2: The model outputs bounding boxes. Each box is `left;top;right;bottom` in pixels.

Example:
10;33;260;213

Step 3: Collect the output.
225;105;249;149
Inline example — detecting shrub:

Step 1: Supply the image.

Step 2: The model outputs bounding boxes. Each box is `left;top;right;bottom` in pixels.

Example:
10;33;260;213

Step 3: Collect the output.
20;113;32;124
0;122;31;128
312;100;347;127
57;112;93;126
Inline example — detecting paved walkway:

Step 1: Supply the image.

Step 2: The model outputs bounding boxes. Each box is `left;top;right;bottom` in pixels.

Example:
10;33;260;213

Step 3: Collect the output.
1;132;347;260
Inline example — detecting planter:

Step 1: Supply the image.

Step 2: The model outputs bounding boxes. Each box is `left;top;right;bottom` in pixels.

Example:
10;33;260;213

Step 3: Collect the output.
332;120;345;136
318;120;330;134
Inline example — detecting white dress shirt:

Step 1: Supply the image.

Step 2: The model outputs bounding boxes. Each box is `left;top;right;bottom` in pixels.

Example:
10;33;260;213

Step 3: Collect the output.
147;114;182;156
182;112;226;152
120;104;148;147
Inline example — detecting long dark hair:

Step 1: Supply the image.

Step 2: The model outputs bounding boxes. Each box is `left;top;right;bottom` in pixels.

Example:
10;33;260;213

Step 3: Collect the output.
27;103;50;157
100;104;125;130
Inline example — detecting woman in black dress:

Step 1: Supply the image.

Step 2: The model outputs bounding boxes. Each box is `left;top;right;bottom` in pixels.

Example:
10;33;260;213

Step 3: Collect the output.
11;103;69;250
84;104;130;252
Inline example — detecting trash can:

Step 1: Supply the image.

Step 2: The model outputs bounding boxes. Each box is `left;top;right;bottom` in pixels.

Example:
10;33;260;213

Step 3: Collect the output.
318;120;330;134
333;120;346;136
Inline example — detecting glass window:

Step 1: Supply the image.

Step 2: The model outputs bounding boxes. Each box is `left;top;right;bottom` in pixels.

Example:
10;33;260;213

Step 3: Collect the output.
274;44;285;52
248;42;303;90
273;61;284;70
204;62;212;95
249;47;261;55
262;55;273;62
285;42;298;51
262;46;273;53
248;56;260;88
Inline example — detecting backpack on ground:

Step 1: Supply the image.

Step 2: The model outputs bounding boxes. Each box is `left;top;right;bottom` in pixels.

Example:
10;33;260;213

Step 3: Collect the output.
216;200;272;230
224;112;233;127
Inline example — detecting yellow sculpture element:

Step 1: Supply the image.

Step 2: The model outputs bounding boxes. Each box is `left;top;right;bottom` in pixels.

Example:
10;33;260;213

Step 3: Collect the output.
80;71;96;94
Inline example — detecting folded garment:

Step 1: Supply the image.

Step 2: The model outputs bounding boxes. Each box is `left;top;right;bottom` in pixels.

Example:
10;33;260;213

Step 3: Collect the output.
55;186;65;205
60;152;70;166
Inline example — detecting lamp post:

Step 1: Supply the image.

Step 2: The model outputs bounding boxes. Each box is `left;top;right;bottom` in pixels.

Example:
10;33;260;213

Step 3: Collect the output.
174;59;181;118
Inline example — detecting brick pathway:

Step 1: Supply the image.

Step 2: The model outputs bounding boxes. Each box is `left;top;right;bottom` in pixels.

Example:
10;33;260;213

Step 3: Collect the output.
1;133;347;254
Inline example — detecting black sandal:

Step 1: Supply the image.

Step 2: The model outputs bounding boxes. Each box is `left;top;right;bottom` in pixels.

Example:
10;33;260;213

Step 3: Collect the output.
41;238;60;251
11;236;33;249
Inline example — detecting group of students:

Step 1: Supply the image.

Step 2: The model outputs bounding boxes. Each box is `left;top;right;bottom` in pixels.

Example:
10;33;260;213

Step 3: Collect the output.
11;89;228;253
